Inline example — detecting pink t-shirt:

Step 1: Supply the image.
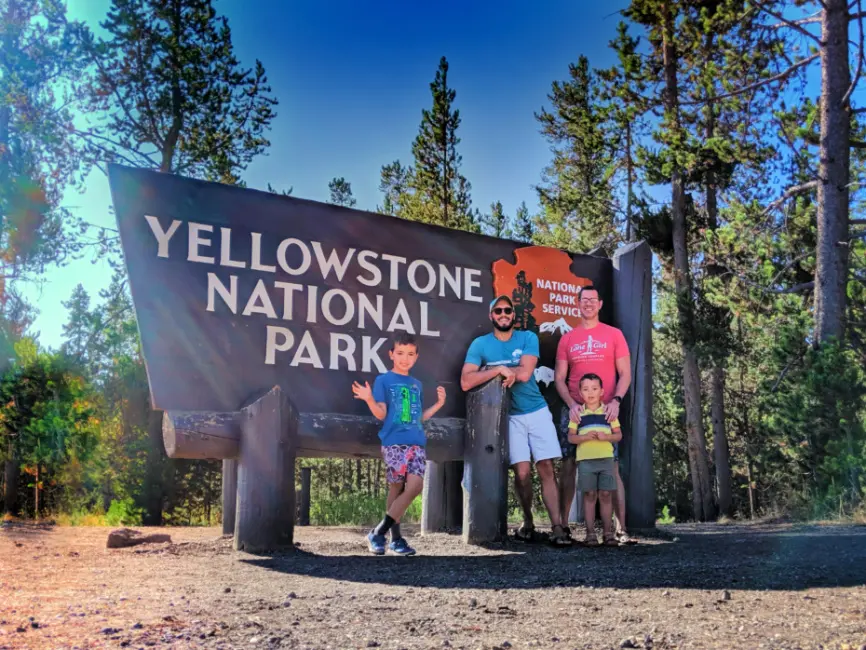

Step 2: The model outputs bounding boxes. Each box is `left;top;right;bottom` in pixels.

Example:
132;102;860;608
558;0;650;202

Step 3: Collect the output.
556;322;630;404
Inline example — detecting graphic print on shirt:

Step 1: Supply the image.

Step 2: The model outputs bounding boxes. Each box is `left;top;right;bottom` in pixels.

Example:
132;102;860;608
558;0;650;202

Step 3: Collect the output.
393;384;421;425
568;334;609;361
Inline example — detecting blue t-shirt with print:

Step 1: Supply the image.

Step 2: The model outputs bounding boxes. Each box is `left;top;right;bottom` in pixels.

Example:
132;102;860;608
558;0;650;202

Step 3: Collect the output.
464;330;548;415
372;371;426;447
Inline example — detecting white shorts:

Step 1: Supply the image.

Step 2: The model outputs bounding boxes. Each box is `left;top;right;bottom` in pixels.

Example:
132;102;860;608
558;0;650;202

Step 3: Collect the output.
508;407;561;466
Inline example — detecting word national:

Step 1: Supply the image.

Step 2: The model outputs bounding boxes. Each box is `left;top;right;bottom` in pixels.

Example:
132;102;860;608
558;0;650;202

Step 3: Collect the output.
144;216;484;370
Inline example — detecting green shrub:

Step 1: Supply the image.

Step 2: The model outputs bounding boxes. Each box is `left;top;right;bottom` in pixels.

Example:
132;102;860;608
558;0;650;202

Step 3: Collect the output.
310;492;421;526
105;497;144;527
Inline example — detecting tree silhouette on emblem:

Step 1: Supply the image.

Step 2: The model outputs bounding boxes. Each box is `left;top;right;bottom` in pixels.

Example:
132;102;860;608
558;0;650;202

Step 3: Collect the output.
511;270;537;332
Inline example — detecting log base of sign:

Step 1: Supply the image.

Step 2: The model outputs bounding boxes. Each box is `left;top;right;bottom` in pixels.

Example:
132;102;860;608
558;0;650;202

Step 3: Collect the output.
421;460;463;534
234;386;297;553
221;459;238;535
462;377;509;545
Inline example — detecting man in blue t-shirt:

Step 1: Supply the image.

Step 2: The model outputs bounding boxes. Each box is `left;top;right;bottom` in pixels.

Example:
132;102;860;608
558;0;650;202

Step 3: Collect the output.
460;295;570;546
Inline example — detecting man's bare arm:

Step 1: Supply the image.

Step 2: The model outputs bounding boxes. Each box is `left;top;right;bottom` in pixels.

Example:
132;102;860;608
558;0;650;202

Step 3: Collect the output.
515;354;538;383
460;363;514;391
613;356;632;399
555;359;576;408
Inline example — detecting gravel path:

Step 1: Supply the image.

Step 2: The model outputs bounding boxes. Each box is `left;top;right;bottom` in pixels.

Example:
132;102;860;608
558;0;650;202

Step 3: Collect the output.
2;521;865;649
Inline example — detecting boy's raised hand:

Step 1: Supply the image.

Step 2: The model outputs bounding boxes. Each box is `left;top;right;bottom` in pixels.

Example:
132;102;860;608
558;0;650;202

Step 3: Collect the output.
436;386;446;406
352;381;373;402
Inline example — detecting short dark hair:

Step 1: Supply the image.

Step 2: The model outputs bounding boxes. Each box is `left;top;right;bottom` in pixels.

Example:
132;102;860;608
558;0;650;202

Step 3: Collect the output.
579;372;603;388
578;285;599;300
390;332;418;351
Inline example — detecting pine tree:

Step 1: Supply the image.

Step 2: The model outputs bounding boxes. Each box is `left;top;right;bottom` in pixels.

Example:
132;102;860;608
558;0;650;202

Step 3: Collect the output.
534;55;618;253
61;284;94;365
378;57;477;232
78;0;278;184
0;0;87;301
480;201;511;238
328;177;356;208
513;202;534;243
625;0;716;520
598;23;649;242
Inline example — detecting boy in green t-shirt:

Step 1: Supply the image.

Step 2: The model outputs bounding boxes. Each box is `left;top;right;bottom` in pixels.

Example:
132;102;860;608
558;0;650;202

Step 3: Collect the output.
567;373;622;547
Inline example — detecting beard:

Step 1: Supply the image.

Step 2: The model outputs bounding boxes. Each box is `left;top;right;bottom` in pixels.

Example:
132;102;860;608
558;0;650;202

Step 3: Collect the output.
493;319;514;332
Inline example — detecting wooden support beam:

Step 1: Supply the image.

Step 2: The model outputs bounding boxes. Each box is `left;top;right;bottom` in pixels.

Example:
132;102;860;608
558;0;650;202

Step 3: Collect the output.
234;386;297;553
444;460;464;530
164;411;464;462
221;459;237;535
298;467;311;526
462;377;510;544
612;241;656;530
163;410;240;460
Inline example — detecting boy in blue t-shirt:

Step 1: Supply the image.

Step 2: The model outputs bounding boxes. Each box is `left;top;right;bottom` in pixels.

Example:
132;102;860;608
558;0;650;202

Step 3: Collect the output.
352;333;446;556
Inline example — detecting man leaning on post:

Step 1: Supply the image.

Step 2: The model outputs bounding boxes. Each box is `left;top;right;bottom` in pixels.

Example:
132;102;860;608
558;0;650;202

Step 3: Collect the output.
460;295;571;547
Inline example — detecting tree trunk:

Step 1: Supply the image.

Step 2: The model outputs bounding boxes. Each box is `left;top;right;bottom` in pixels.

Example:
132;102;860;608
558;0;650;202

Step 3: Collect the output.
661;0;715;522
625;119;635;242
704;91;732;518
711;366;732;515
3;442;18;515
34;464;40;519
815;0;851;343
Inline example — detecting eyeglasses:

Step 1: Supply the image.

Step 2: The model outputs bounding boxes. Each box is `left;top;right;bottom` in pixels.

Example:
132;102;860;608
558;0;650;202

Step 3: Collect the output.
492;307;513;315
580;298;599;304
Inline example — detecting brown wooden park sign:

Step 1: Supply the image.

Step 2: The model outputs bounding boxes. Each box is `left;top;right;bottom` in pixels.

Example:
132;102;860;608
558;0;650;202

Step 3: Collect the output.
108;164;654;553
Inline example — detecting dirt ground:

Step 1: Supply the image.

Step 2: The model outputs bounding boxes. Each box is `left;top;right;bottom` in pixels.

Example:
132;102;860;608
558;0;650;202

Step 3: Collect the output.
2;521;866;650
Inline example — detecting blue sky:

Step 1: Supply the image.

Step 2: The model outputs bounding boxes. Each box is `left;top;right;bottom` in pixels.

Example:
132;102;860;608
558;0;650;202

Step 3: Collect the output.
23;0;633;349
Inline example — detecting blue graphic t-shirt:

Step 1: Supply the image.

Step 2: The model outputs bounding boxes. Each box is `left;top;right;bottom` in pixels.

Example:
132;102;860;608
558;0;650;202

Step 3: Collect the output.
372;371;426;447
464;330;548;416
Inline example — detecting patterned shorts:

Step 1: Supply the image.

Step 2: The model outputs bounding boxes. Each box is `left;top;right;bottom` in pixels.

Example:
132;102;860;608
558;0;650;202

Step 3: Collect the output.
381;445;427;484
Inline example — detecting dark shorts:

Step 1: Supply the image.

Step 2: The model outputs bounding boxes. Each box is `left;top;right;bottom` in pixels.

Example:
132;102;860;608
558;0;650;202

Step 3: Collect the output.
577;458;617;492
381;445;427;484
558;406;619;461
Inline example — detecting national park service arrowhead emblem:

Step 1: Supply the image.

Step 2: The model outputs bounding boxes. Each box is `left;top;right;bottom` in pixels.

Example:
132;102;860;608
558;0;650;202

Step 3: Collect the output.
491;246;591;336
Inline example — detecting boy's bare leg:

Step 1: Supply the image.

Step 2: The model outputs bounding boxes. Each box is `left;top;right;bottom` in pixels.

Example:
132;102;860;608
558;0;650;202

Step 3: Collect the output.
583;490;598;543
613;462;627;534
599;490;615;541
387;482;404;540
512;461;535;529
559;457;577;526
536;459;562;528
387;474;424;522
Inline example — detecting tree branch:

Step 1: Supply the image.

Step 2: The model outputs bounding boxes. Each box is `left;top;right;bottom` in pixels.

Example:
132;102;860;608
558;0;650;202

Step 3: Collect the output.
761;180;819;216
851;218;866;224
844;0;866;107
681;53;819;105
852;140;866;148
771;16;822;28
753;0;824;43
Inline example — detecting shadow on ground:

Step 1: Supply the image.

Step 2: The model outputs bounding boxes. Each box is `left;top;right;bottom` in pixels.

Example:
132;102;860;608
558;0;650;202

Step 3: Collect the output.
242;524;866;593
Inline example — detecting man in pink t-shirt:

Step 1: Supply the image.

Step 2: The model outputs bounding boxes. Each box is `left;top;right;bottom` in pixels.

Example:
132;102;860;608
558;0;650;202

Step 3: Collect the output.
554;285;633;543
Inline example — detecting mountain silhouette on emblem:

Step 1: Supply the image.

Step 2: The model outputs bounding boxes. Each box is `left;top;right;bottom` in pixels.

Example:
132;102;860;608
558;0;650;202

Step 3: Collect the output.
539;318;573;335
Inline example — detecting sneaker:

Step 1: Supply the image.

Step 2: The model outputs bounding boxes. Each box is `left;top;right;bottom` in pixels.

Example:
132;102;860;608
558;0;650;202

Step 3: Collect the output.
388;537;416;556
366;531;386;555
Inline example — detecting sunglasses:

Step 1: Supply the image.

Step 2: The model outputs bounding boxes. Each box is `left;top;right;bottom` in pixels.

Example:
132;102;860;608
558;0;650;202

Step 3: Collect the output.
492;307;513;315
